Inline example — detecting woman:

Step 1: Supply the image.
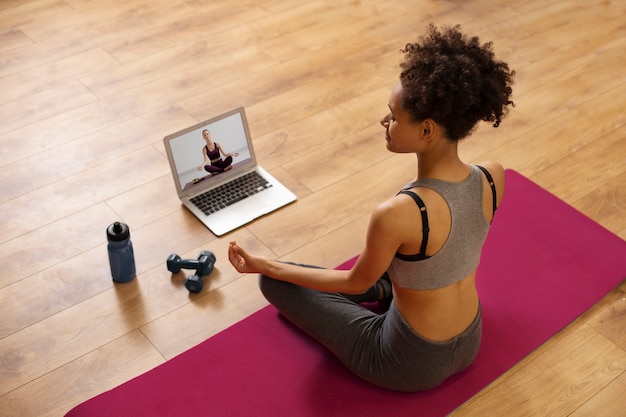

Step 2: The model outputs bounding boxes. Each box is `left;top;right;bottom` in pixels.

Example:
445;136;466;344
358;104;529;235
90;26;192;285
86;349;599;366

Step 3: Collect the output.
197;129;239;174
228;24;515;392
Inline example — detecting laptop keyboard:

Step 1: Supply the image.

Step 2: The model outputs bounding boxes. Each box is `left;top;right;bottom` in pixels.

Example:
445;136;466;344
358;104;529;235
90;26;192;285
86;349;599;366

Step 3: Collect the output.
190;171;272;215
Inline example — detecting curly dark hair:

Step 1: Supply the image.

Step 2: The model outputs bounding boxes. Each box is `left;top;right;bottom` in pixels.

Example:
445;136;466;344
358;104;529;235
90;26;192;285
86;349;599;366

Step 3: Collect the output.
399;24;515;141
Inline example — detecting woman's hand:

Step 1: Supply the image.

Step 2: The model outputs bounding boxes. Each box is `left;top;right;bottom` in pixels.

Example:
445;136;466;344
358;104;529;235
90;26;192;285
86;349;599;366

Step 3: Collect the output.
228;241;267;274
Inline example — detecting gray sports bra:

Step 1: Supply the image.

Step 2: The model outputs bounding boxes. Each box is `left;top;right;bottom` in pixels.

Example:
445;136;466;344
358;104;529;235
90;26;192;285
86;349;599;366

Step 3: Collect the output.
387;165;496;290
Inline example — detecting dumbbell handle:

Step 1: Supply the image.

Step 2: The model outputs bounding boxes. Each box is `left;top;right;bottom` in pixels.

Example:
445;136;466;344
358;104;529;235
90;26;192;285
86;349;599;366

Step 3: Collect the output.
167;251;216;276
180;258;202;270
166;254;199;274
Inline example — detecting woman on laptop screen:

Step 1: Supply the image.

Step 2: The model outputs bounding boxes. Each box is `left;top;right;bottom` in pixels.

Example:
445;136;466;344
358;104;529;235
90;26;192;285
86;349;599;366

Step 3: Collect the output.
228;24;515;392
197;129;239;175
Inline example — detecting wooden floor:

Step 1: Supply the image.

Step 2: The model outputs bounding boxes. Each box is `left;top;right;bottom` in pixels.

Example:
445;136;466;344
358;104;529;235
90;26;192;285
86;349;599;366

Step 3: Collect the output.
1;0;625;415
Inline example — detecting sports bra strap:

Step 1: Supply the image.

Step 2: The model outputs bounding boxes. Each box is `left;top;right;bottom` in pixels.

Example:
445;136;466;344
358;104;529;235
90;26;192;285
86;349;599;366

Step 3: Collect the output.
476;165;497;216
397;190;429;257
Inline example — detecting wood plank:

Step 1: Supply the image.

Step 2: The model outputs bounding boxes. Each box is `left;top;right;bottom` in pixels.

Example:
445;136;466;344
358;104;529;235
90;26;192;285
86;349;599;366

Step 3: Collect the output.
0;245;111;339
0;81;97;135
0;145;168;243
0;27;32;53
0;330;165;417
254;88;392;171
588;288;626;351
0;99;182;168
532;127;626;203
0;0;68;28
570;371;626;417
282;123;388;192
0;262;189;395
0;48;118;106
100;2;264;63
466;82;626;189
0;26;109;78
453;324;626;416
17;0;187;43
281;214;371;269
573;171;626;239
0;203;117;288
0;105;195;201
79;41;268;98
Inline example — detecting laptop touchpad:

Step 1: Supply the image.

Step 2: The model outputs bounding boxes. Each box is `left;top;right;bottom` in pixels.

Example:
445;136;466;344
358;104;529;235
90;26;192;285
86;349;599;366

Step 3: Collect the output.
236;196;269;218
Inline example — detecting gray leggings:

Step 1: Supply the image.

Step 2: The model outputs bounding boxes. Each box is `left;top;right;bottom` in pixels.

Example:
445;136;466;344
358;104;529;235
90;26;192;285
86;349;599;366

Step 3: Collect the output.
259;271;482;392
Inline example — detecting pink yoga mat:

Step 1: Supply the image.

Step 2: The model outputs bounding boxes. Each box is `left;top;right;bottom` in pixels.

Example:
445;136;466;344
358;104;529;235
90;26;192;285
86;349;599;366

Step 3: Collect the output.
65;170;626;416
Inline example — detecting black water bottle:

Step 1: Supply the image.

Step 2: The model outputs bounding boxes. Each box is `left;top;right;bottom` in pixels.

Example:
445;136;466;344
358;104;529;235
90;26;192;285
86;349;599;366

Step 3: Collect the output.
106;221;136;283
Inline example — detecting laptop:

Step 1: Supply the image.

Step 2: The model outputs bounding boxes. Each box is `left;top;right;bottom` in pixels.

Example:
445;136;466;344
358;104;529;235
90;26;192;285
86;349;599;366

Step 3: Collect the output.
163;107;296;236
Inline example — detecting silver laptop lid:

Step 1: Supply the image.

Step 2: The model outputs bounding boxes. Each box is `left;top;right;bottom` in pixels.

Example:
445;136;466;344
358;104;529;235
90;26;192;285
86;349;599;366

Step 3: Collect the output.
163;107;258;198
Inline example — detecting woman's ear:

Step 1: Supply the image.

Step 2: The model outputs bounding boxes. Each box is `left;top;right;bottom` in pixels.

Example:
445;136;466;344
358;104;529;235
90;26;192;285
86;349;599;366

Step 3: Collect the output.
422;119;437;140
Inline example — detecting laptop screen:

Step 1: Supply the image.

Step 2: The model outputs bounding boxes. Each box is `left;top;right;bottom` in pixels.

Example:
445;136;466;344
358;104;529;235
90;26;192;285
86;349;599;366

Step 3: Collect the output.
163;107;256;196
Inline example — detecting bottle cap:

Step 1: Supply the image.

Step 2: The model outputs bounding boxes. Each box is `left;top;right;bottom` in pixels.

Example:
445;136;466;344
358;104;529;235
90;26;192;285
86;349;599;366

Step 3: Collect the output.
107;221;130;242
